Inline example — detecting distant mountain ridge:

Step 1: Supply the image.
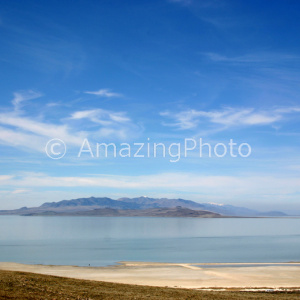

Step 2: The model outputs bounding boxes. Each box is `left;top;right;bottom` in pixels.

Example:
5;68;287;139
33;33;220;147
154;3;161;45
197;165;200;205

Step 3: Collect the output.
0;196;287;217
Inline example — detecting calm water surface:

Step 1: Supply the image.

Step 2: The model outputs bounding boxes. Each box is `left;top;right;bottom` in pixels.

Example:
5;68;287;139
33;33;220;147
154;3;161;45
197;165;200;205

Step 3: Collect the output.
0;216;299;266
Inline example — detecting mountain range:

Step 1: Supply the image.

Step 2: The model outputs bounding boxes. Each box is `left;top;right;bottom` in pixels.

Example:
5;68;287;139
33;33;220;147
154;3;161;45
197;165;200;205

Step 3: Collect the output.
0;196;287;217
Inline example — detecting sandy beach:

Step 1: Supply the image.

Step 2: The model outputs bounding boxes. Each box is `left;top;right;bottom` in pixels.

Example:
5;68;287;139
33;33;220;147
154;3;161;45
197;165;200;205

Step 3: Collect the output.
0;261;299;290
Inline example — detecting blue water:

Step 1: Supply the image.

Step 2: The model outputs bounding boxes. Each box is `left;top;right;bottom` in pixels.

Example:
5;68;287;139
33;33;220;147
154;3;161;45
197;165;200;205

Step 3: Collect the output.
0;216;300;266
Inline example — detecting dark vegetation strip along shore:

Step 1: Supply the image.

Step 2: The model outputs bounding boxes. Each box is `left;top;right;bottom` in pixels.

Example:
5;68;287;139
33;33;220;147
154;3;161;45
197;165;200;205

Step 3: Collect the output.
0;270;299;300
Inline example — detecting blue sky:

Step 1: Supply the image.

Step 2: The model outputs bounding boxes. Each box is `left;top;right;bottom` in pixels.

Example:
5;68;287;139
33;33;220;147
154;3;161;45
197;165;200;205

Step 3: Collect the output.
0;0;300;211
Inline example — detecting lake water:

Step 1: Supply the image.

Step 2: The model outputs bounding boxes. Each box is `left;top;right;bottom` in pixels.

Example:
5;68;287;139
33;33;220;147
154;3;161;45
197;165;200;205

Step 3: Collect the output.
0;216;300;266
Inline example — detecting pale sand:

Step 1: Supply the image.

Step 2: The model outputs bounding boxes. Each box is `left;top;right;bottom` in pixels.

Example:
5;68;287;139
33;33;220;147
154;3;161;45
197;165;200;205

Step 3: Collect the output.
0;261;300;289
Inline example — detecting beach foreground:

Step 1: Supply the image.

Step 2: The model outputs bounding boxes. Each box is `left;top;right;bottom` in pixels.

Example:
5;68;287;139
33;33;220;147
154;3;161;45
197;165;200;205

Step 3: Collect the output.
0;262;300;290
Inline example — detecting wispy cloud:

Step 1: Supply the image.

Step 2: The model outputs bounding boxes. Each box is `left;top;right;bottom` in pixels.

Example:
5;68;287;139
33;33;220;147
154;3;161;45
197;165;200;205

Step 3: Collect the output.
161;107;300;130
0;91;141;152
0;126;47;152
12;90;42;111
70;109;130;125
0;113;82;147
1;19;86;75
11;189;30;194
0;91;83;150
199;52;300;105
69;108;138;140
203;52;300;64
84;89;122;98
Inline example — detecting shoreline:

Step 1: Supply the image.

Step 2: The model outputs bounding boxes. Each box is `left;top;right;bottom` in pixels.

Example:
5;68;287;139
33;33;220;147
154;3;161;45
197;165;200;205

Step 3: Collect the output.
0;261;300;290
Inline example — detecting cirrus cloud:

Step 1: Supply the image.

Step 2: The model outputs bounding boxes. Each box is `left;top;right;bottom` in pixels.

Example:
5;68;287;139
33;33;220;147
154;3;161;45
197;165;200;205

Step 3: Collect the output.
84;89;122;98
161;106;300;130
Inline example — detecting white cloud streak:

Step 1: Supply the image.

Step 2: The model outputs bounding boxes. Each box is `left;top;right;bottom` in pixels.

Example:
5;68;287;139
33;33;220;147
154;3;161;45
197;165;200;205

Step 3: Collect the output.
161;107;300;130
70;109;130;125
12;90;42;111
84;89;122;98
11;189;30;194
69;108;140;140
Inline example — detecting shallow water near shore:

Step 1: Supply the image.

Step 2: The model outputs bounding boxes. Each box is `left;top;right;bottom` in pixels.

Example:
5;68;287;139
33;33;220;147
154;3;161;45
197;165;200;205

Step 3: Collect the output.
0;216;300;267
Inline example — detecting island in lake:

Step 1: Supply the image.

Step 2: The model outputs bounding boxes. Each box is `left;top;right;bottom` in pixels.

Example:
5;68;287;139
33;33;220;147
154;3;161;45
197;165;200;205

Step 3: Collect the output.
0;196;287;218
